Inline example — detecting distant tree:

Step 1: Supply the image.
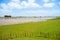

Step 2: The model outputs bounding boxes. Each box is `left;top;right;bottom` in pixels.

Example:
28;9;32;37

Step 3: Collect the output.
4;15;11;18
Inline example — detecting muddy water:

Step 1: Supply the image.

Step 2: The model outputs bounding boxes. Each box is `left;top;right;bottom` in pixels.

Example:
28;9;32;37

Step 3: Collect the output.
0;17;53;25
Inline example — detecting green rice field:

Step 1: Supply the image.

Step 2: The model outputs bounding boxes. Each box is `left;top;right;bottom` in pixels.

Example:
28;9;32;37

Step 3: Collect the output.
0;18;60;40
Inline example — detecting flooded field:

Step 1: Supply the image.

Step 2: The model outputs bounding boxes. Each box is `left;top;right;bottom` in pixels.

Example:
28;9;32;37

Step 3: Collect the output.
0;17;60;40
0;17;54;25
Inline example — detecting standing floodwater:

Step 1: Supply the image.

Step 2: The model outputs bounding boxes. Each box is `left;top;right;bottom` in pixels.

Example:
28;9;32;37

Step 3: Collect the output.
0;17;54;25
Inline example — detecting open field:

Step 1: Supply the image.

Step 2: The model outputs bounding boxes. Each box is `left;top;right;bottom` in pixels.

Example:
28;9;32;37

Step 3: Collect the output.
0;17;60;40
0;17;54;25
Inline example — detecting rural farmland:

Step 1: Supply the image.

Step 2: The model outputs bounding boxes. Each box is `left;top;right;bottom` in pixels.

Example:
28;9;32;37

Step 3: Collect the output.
0;0;60;40
0;16;60;40
0;17;54;25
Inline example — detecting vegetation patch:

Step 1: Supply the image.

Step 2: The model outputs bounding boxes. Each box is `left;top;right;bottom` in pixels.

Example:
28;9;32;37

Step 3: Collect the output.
0;18;60;40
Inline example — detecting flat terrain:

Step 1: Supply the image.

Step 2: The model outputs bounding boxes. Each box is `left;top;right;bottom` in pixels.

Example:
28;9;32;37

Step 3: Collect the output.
0;17;60;40
0;17;53;25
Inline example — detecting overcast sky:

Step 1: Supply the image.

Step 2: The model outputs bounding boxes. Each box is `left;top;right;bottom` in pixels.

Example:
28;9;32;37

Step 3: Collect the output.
0;0;60;16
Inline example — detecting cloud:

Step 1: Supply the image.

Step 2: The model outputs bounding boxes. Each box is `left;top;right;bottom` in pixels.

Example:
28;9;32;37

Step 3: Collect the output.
28;0;35;3
8;2;22;9
32;3;41;8
21;1;28;8
25;10;48;14
0;0;41;9
21;0;40;8
0;0;60;16
7;0;22;9
0;0;21;9
0;8;12;15
43;3;55;7
42;0;55;8
1;0;56;9
1;3;8;9
0;0;41;16
21;1;40;8
27;3;41;8
0;7;60;16
18;10;60;16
